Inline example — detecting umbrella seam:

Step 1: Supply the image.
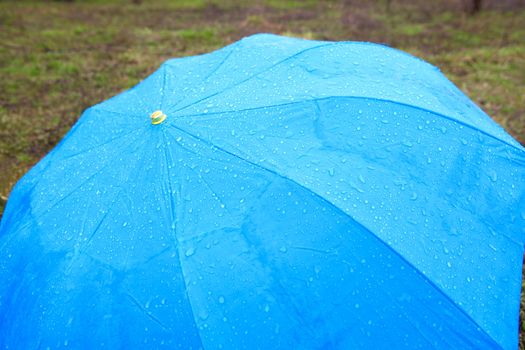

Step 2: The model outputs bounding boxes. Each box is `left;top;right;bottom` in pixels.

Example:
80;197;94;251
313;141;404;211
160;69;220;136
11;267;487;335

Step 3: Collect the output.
162;41;241;112
58;126;146;161
160;129;206;350
168;122;504;350
200;44;236;82
99;36;435;121
0;107;97;232
160;64;168;112
91;95;524;154
0;130;150;250
172;95;524;154
166;42;336;115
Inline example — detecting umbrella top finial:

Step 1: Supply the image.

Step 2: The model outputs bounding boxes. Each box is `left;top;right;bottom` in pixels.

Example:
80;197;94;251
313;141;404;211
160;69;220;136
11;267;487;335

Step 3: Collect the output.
150;110;167;125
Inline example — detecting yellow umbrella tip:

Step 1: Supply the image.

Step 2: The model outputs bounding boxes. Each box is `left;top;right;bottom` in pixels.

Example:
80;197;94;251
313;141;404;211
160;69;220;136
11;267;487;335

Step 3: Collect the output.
150;110;167;125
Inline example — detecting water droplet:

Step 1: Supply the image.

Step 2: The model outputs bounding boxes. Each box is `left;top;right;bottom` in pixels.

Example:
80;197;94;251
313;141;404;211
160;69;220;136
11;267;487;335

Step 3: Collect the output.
279;246;287;253
185;247;195;257
198;309;209;320
218;296;225;304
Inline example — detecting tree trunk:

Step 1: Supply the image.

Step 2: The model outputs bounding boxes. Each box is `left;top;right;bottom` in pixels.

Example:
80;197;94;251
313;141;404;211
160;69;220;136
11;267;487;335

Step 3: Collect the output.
471;0;482;13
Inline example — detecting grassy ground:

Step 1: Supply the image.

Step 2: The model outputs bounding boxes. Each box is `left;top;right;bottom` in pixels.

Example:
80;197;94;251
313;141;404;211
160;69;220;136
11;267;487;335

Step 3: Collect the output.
1;0;524;346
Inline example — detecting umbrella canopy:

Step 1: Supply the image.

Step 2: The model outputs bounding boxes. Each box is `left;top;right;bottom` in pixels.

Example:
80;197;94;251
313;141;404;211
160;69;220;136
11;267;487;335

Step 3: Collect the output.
1;33;524;349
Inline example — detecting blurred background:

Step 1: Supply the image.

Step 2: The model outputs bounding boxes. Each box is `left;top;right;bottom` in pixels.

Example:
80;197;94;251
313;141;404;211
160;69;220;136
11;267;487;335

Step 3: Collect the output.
1;0;524;347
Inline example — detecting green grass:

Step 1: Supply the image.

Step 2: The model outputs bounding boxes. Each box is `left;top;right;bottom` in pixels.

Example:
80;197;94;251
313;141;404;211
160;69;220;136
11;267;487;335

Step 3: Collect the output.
0;0;524;346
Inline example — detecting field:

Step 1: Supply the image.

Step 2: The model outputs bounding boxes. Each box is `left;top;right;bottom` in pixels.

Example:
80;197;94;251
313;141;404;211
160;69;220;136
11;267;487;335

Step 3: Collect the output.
1;0;524;347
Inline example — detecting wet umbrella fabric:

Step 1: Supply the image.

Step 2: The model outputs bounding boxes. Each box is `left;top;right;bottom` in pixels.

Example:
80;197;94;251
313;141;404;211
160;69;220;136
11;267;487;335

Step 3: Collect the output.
1;34;524;349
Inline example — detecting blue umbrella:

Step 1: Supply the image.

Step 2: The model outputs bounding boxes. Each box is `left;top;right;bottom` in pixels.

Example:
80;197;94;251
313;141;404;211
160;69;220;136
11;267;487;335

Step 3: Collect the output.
1;34;524;349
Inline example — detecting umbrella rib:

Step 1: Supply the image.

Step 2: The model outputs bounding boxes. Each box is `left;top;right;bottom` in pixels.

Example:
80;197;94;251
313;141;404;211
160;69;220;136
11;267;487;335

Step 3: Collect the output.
174;95;524;154
236;194;324;340
89;107;138;119
168;122;503;349
172;41;240;110
83;202;114;247
168;42;336;115
200;44;236;81
159;64;168;112
159;129;206;350
0;107;105;234
119;143;154;270
1;131;149;245
125;292;170;331
4;160;115;239
58;126;145;161
37;132;150;216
